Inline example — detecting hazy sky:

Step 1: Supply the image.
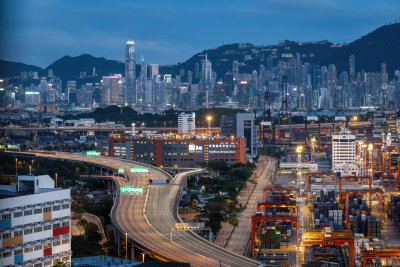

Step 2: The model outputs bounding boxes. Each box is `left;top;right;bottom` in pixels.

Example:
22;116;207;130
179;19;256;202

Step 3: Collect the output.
1;0;399;68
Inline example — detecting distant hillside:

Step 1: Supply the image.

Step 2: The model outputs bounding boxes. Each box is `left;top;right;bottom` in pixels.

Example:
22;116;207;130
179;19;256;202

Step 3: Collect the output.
0;59;43;78
1;23;400;81
45;54;124;81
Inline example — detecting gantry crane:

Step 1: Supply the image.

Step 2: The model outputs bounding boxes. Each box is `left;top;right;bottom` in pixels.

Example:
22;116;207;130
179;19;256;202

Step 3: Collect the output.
302;229;354;267
340;189;384;225
362;248;400;267
305;173;337;200
263;187;300;202
257;202;298;216
338;176;372;201
251;213;298;259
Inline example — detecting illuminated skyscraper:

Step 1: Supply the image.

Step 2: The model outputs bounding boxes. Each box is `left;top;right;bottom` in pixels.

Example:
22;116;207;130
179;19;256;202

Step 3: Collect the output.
200;54;212;89
349;55;355;82
125;40;136;105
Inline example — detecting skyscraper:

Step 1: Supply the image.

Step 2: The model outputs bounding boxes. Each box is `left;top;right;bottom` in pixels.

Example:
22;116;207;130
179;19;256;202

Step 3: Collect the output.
200;54;212;88
349;55;355;82
125;40;136;105
232;60;239;75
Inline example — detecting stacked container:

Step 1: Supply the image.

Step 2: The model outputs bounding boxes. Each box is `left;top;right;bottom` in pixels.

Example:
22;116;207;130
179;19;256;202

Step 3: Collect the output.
388;195;400;230
256;221;292;250
347;195;381;237
313;190;343;230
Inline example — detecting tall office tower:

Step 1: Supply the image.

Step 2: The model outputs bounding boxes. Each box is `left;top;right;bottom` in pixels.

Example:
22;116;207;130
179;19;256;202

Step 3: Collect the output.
236;113;258;158
332;133;358;176
0;175;72;266
349;55;355;82
194;63;200;80
232;60;239;75
125;40;136;105
339;71;349;88
328;64;337;83
48;69;54;77
200;55;212;89
148;64;159;79
178;112;196;134
381;63;389;84
101;74;125;106
312;65;322;91
187;71;193;84
66;81;77;105
266;55;274;71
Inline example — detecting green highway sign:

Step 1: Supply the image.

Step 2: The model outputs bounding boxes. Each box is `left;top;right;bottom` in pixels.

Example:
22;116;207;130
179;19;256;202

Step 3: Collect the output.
118;168;124;174
130;166;149;173
86;151;100;156
120;186;145;194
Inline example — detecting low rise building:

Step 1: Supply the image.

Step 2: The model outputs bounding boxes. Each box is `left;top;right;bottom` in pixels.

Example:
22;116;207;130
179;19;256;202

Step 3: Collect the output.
110;136;245;167
0;175;71;267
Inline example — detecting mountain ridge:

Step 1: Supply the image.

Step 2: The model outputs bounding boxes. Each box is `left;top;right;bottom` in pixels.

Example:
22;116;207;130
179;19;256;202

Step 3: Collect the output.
1;23;400;81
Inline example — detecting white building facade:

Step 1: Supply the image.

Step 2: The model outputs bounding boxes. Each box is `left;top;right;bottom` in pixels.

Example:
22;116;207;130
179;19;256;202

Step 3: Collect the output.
0;175;72;267
178;112;196;134
332;134;359;176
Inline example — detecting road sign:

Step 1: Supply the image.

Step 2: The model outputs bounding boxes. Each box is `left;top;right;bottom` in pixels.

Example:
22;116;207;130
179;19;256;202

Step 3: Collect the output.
120;186;144;194
86;151;100;156
118;168;124;174
130;166;149;173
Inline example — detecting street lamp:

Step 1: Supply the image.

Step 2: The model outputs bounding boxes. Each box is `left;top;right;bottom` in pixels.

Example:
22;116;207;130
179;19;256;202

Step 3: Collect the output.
15;158;18;178
29;165;32;175
296;146;303;193
125;232;128;259
207;116;212;135
55;173;58;188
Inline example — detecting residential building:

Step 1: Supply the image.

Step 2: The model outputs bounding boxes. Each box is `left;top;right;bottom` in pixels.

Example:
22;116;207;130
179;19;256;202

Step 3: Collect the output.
332;133;358;176
178;112;196;134
0;175;72;267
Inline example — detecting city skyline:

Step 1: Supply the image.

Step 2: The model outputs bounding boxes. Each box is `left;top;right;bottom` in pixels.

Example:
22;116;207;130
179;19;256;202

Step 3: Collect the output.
1;0;400;67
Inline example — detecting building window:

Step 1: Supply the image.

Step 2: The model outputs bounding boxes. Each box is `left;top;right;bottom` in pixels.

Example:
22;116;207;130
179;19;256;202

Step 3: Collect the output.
62;239;70;244
34;245;42;251
43;207;51;213
2;233;11;239
53;223;61;228
14;212;23;218
43;225;52;231
53;241;61;246
62;222;69;227
34;208;42;214
24;229;33;235
53;205;61;211
2;252;11;258
44;261;52;266
34;227;42;233
14;230;23;237
62;204;70;209
44;243;52;249
24;246;33;253
24;210;33;216
14;249;23;255
2;214;11;220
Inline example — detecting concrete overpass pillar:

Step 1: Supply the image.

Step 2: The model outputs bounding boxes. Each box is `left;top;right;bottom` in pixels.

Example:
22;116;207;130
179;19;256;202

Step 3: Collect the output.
117;233;121;257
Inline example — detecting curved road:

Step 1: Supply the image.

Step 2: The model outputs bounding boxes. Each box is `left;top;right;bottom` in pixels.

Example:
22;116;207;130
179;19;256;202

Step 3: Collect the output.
15;151;259;267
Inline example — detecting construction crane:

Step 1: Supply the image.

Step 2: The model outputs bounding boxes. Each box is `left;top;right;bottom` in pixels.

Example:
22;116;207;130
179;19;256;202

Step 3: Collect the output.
338;176;372;202
362;248;400;267
278;76;290;144
302;229;355;267
257;202;298;216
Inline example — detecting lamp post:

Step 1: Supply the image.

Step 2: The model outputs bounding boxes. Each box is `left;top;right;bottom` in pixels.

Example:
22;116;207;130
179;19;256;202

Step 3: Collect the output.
55;173;58;188
15;158;18;178
207;116;212;136
296;145;303;193
125;232;128;259
29;165;32;175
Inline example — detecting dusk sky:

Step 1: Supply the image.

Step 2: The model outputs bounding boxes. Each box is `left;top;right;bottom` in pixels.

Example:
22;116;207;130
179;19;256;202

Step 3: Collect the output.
1;0;400;68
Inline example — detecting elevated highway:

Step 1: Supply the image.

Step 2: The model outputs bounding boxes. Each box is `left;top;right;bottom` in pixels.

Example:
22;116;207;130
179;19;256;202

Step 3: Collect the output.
11;151;259;267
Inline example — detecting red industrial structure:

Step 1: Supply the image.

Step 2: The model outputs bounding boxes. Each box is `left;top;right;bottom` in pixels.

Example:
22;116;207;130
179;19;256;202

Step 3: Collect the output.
251;214;298;259
305;173;337;199
302;229;354;267
362;248;400;267
338;176;372;199
341;189;384;225
263;187;300;202
256;202;298;216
